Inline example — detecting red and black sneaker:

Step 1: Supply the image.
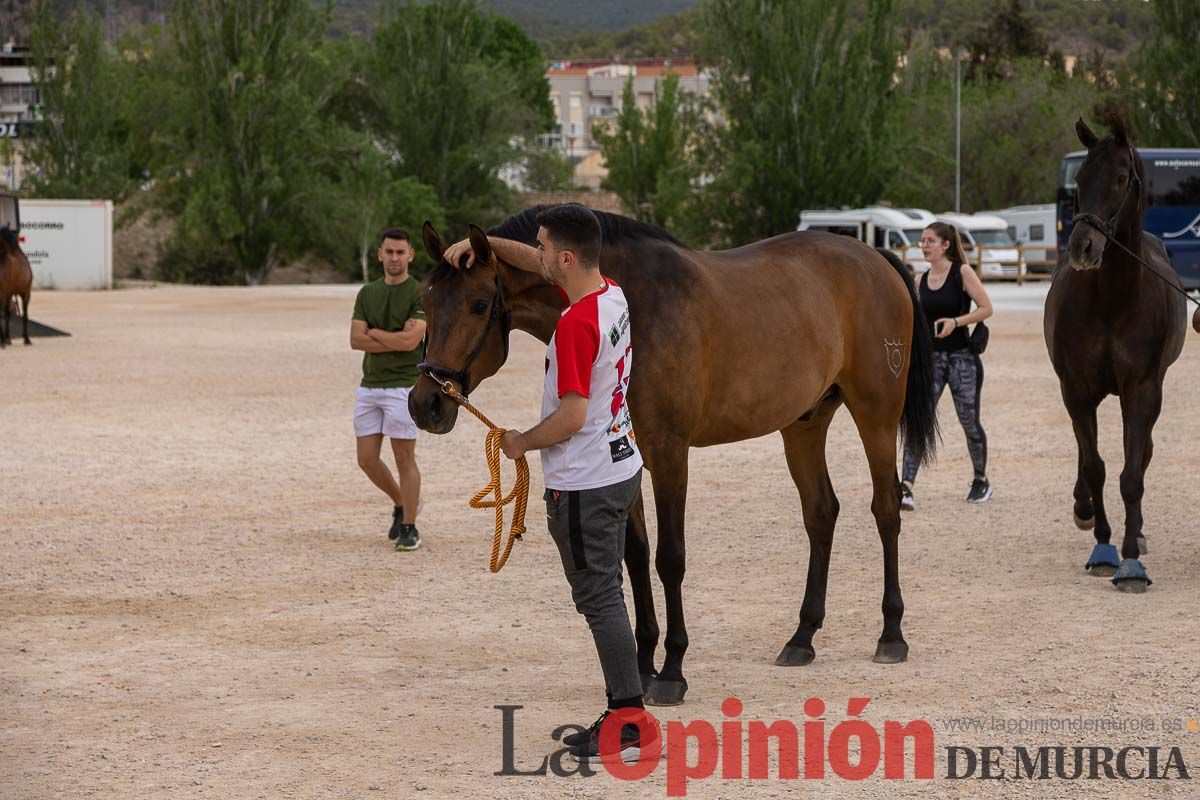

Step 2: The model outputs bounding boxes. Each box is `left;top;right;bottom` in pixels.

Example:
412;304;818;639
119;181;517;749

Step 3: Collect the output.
567;710;659;764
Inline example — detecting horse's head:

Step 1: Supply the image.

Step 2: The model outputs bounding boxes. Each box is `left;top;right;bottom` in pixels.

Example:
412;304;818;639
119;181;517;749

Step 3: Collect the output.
409;222;513;434
1068;116;1144;272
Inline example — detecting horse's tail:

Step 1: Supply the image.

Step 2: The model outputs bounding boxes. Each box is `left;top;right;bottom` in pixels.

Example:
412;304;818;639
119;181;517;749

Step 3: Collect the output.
878;248;938;466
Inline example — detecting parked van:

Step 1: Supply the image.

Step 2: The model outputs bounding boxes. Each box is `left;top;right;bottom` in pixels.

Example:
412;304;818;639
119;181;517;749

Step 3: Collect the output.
798;206;937;271
936;212;1024;278
991;204;1056;272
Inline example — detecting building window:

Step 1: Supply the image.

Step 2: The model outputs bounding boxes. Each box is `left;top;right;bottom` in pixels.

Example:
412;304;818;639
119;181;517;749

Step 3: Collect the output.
1029;224;1045;240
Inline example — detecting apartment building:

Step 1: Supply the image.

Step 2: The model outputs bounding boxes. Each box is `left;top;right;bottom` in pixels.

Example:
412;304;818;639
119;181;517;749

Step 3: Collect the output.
543;57;711;189
0;39;38;190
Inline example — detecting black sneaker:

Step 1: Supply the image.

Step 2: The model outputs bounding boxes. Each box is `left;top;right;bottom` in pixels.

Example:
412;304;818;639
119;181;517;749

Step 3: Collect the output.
966;478;993;504
387;506;404;541
394;524;421;551
562;710;609;749
900;483;916;512
568;712;657;764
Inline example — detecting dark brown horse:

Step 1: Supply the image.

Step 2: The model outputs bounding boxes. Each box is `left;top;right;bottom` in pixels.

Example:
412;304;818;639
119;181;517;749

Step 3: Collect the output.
1044;117;1188;592
0;226;33;348
411;210;938;704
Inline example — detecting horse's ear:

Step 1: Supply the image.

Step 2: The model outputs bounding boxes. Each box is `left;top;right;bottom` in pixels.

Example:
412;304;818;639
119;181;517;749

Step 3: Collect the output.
467;224;494;267
1075;118;1099;149
422;221;446;263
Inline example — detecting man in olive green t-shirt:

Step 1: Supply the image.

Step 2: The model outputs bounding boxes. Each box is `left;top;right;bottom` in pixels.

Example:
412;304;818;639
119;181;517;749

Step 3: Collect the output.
350;227;427;551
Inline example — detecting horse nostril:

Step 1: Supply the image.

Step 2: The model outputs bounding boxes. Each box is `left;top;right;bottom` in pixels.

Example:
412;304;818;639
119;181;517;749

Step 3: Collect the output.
429;395;443;424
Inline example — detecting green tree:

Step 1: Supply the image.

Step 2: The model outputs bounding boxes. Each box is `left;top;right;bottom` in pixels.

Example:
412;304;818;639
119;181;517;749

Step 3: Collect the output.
963;0;1058;82
520;145;574;192
25;1;137;200
361;0;552;232
693;0;900;245
593;73;696;230
1130;0;1200;146
145;0;349;284
884;58;1105;211
327;138;445;283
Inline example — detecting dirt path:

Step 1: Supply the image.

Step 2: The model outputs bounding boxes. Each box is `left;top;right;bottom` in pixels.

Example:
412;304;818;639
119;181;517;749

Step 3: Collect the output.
2;285;1198;799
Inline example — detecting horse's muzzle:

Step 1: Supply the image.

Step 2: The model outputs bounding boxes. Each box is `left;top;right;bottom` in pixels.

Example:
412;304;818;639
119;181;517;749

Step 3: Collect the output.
408;377;460;434
1068;226;1104;272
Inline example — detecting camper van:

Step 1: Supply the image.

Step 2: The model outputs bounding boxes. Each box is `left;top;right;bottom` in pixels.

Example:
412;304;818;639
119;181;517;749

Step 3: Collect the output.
992;204;1056;272
936;212;1025;277
797;207;937;271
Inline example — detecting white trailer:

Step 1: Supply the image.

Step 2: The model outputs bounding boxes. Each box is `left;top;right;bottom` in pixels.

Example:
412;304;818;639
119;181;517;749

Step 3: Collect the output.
991;204;1056;272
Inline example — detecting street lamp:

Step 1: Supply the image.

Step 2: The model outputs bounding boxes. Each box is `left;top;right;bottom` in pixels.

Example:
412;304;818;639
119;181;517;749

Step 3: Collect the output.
955;49;966;214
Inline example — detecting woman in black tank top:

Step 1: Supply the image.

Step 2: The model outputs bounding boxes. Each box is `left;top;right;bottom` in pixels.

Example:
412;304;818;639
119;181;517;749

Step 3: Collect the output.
900;222;995;510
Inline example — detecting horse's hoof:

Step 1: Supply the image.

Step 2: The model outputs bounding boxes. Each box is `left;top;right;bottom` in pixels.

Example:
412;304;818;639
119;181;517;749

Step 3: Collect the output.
872;640;909;664
1112;559;1152;593
644;678;687;707
1085;543;1120;576
774;644;815;667
1137;536;1148;555
639;672;658;696
1073;512;1096;531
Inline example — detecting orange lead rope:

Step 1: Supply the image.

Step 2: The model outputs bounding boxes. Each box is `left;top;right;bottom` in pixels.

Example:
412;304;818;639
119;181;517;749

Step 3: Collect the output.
437;381;529;572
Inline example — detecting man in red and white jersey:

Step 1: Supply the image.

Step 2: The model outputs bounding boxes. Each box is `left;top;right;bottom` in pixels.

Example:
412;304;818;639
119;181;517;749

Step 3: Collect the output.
443;204;654;765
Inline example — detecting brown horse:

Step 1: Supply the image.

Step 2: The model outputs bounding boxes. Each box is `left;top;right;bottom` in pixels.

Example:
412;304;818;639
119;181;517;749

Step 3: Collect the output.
411;210;938;705
0;226;33;347
1044;117;1188;592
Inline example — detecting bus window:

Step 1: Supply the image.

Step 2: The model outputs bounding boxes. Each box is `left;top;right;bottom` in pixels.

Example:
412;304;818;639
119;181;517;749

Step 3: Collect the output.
1061;156;1084;190
1148;158;1200;206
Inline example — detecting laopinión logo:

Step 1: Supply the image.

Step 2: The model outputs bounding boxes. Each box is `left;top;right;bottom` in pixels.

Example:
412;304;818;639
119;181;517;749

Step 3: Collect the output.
495;698;1192;797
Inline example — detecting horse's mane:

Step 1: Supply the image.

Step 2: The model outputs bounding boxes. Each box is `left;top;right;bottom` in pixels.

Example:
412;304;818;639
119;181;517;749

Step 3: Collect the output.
428;206;686;285
487;205;686;249
0;226;17;252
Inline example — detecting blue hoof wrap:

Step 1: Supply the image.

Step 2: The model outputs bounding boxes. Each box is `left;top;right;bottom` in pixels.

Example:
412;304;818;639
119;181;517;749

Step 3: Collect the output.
1085;543;1120;572
1111;558;1152;587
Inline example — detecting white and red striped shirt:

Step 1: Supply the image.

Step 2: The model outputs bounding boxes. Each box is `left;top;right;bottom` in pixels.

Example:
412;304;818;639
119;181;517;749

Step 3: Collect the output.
541;278;642;491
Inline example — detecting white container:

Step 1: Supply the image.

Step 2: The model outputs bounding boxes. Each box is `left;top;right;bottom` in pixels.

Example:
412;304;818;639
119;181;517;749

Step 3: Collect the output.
17;199;113;290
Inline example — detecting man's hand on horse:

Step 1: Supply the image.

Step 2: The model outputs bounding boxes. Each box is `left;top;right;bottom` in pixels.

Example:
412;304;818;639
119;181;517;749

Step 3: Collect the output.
500;429;527;460
443;239;477;270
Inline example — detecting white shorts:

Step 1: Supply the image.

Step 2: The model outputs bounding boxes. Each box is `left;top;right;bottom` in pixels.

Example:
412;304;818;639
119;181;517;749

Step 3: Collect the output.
354;386;419;440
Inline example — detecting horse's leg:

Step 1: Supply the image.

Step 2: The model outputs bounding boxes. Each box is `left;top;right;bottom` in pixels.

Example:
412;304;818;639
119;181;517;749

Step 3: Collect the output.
1067;395;1118;575
1073;446;1095;530
775;410;839;667
21;291;30;345
0;292;9;348
640;437;690;706
853;412;909;663
1111;382;1162;592
622;485;661;694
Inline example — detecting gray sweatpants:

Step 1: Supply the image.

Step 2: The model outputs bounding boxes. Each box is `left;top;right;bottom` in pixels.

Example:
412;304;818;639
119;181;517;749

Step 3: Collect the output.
544;469;643;703
903;349;988;483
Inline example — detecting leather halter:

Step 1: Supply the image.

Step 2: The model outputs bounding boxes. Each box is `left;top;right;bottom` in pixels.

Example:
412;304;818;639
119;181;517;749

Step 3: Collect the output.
1071;143;1142;249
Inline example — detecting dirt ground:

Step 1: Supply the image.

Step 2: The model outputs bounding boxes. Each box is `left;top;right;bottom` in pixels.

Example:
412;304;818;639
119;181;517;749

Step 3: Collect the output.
2;284;1199;800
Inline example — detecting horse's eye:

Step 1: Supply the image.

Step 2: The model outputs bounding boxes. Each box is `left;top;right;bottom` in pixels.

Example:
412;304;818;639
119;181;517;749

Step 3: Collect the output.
470;300;489;315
